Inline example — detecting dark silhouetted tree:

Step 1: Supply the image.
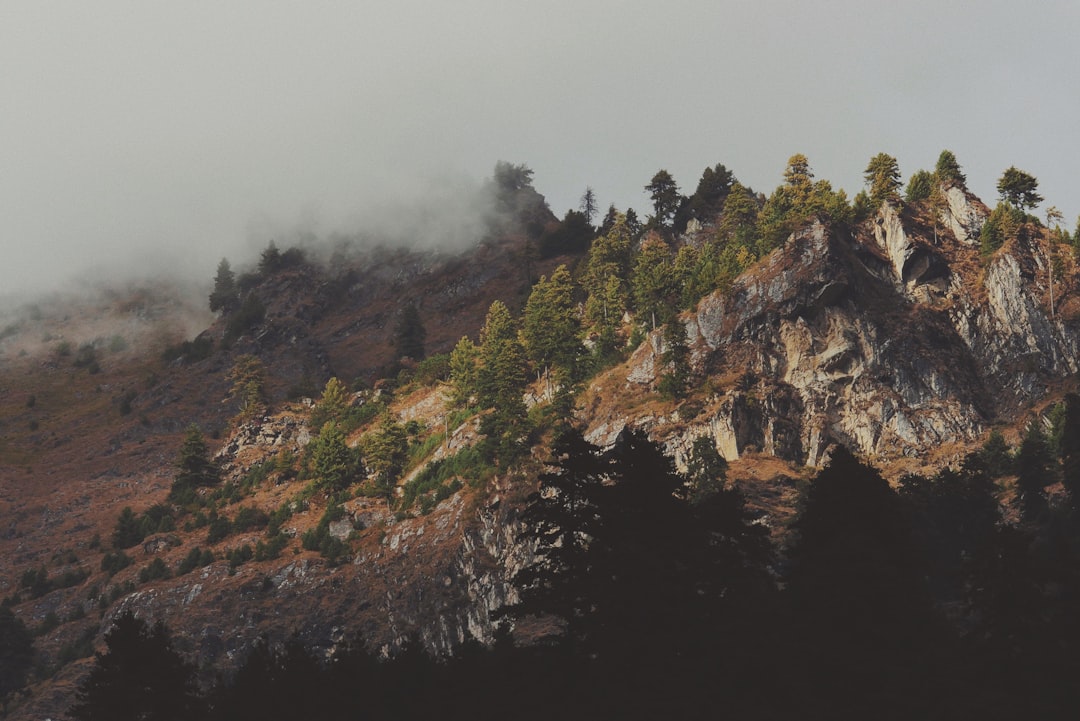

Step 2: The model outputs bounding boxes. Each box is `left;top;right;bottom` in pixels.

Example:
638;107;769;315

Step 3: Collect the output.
644;169;681;231
208;258;239;314
394;302;426;361
169;425;219;503
1015;420;1052;522
0;606;34;715
69;612;200;721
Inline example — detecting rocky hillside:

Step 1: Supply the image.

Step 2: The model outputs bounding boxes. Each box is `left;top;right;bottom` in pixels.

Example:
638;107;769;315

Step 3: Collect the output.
2;174;1079;719
586;190;1080;479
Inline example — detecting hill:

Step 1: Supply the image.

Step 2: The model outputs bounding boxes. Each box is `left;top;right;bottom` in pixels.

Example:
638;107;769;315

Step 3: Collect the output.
3;156;1080;718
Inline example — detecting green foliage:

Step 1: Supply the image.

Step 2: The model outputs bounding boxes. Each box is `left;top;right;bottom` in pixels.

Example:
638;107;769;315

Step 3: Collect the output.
176;547;215;576
644;169;682;230
161;335;213;365
137;558;171;584
521;265;581;377
309;377;351;433
978;429;1013;476
227;355;266;422
362;414;408;504
447;337;479;408
205;513;233;544
716;182;759;246
101;551;132;577
310;421;359;492
538;209;594;258
411;353;451;386
935;149;966;187
1015;420;1053;522
631;234;677;329
981;202;1024;255
73;343;101;374
864;152;903;206
685;436;728;504
679;163;736;230
393;302;426;361
209;257;239;314
226;545;254;570
476;301;528;420
997;166;1043;211
169;425;219;503
904;169;934;203
400;446;488;510
112;507;145;549
300;503;349;564
658;318;690;399
756;154;850;252
254;534;289;562
232;505;270;532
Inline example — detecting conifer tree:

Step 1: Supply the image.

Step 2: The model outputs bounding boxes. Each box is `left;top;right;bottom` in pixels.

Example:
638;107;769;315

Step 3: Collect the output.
658;317;690;399
521;265;581;386
169;425;218;502
394;302;426;361
645;169;681;230
1015;421;1052;522
209;258;239;314
69;612;200;721
447;337;479;408
363;414;408;507
227;354;266;423
310;377;350;431
631;234;676;329
997;166;1043;211
934;149;966;187
311;421;356;492
864;152;902;206
476;301;528;415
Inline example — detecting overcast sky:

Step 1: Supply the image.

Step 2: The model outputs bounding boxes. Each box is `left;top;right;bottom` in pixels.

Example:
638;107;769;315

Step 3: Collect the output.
2;0;1078;299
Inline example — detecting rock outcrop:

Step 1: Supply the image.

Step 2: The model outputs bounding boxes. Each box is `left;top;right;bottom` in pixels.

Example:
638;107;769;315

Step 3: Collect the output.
590;198;1080;472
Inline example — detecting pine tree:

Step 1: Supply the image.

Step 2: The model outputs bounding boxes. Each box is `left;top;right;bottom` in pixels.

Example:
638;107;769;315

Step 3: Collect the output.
447;337;479;408
476;301;527;414
645;169;681;231
521;265;581;386
227;355;266;423
1015;421;1052;522
864;152;902;206
363;414;408;507
394;302;426;361
311;421;356;492
310;377;350;431
934;150;966;188
631;234;676;329
208;258;239;314
904;169;934;203
997;166;1043;211
658;317;690;399
169;425;218;502
69;612;200;721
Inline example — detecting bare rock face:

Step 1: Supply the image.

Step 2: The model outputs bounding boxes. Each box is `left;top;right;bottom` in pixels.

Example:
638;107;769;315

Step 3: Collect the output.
599;207;1080;471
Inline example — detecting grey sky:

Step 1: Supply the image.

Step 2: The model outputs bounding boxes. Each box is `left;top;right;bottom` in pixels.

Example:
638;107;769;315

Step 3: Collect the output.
2;0;1078;299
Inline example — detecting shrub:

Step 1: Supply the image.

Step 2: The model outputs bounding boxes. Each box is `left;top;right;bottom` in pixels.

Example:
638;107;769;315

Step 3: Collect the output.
177;547;215;576
101;551;132;577
137;558;170;583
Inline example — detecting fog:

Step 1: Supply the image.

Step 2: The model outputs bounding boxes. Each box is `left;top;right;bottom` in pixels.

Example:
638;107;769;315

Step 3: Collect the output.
3;1;1079;302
